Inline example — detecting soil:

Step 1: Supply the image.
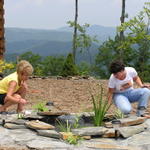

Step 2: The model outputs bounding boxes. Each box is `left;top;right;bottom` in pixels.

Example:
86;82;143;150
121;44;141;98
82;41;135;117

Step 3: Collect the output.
8;76;150;114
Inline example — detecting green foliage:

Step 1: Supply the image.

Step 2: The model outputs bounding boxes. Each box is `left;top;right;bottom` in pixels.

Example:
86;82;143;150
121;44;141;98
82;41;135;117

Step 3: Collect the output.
42;56;65;76
17;113;25;119
114;109;124;119
94;2;150;82
90;85;111;126
65;134;83;145
77;61;91;76
33;102;48;112
19;51;42;76
0;60;15;75
61;53;78;77
56;115;80;132
56;119;72;132
67;21;98;64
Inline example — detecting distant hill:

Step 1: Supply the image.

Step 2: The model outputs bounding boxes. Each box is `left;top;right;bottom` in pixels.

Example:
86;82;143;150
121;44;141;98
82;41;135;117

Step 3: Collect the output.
4;25;117;63
58;25;116;41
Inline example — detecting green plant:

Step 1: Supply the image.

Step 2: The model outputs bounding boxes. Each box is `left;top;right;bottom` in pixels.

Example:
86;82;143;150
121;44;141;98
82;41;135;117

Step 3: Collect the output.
114;109;124;119
90;85;111;126
72;115;80;129
17;113;25;119
65;134;83;145
56;119;72;132
33;102;48;112
60;53;78;77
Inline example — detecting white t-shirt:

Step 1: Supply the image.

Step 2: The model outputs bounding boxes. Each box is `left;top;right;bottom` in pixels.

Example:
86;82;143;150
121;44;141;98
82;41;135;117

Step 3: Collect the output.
108;67;137;93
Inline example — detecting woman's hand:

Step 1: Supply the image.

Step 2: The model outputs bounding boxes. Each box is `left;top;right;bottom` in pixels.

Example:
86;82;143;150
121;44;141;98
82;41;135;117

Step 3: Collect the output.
19;98;27;104
120;81;132;91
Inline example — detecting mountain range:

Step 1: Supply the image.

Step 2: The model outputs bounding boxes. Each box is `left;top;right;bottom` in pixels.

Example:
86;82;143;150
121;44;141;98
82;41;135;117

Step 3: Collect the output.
4;25;117;63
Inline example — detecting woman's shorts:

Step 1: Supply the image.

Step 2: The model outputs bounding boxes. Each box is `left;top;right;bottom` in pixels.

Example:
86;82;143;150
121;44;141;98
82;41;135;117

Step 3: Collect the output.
0;94;6;105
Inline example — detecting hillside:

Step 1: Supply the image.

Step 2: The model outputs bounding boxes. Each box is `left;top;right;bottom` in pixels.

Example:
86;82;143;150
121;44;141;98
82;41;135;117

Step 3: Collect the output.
4;25;116;63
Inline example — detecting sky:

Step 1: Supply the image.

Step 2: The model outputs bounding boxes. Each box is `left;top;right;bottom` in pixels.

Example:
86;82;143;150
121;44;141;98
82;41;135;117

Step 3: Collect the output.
4;0;150;30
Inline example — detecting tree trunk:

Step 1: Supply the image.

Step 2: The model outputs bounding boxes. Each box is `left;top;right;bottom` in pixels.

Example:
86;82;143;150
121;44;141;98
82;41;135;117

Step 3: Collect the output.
0;0;5;60
120;0;125;41
119;0;125;60
72;0;78;64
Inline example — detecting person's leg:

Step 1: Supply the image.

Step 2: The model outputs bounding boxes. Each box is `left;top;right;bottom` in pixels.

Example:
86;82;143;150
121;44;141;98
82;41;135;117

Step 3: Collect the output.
113;94;132;114
128;88;150;116
17;103;24;113
16;87;27;112
128;88;150;108
3;94;22;112
0;94;6;112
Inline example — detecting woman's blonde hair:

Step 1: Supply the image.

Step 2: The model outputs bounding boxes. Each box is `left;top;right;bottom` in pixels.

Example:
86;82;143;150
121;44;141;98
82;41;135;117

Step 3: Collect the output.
17;60;33;75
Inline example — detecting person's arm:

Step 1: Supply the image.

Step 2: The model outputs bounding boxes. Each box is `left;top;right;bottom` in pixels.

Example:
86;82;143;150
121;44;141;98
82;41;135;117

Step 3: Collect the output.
133;76;143;87
17;80;28;98
133;76;150;88
108;88;115;104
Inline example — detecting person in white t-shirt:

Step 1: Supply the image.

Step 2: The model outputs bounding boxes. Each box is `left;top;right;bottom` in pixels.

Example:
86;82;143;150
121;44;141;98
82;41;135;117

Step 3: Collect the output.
108;60;150;117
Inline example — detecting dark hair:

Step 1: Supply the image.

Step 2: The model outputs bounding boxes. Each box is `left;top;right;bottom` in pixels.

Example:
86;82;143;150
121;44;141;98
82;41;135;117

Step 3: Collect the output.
109;60;125;74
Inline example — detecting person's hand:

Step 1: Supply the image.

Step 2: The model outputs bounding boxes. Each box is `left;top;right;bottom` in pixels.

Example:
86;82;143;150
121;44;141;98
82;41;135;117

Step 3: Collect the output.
120;81;132;91
19;98;27;104
141;84;150;88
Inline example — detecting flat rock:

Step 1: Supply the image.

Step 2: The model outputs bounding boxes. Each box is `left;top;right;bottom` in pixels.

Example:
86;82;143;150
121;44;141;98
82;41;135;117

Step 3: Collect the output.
26;139;71;149
37;130;60;139
6;119;26;125
23;114;44;120
72;126;108;136
102;128;116;138
4;123;26;129
38;111;69;116
105;116;146;128
85;143;138;150
25;120;55;130
118;123;145;138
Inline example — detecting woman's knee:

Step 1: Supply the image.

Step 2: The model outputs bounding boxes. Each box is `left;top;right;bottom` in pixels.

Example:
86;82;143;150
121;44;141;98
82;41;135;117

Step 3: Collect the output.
13;94;21;99
120;106;132;114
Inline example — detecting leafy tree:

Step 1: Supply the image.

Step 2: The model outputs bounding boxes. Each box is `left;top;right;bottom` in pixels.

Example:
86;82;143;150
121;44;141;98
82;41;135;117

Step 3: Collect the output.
118;2;150;81
68;21;98;65
61;53;78;77
42;56;65;76
77;61;91;76
95;2;150;81
19;51;42;76
94;35;133;78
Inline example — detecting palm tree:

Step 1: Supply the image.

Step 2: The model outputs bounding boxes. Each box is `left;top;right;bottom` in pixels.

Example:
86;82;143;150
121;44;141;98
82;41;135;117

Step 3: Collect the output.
0;0;5;60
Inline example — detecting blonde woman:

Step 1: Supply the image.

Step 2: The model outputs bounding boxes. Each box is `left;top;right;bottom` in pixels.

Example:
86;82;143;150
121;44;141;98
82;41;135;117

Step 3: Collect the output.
0;60;33;113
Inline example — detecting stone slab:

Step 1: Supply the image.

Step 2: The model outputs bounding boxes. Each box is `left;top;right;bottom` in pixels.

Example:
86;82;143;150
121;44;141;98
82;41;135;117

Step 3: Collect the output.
118;123;145;138
37;130;60;139
4;123;26;129
72;126;108;136
105;117;146;128
25;120;55;130
38;111;69;116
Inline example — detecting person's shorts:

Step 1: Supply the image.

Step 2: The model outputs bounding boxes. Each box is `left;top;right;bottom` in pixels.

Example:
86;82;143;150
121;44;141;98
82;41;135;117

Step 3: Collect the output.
0;94;6;105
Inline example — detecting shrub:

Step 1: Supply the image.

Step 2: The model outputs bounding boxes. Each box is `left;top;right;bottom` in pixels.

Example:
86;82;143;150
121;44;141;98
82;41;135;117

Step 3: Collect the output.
33;102;48;112
61;53;78;77
90;85;111;126
0;60;14;75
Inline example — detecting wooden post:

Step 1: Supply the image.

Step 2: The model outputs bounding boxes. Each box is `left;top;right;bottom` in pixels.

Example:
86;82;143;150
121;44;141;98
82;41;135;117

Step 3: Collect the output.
0;0;5;60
